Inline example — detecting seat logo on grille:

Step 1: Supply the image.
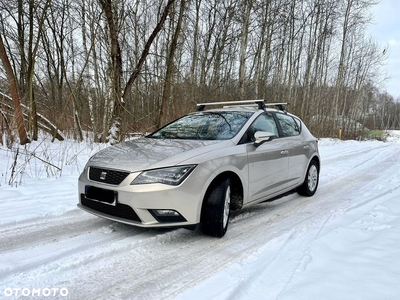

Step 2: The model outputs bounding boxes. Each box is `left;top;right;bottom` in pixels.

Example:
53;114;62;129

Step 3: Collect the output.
100;172;107;180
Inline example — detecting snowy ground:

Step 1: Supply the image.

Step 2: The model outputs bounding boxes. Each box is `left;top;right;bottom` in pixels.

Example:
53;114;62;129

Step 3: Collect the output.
0;131;399;300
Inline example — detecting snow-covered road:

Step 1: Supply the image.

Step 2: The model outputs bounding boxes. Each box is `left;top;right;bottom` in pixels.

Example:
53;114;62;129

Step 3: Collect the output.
1;135;399;300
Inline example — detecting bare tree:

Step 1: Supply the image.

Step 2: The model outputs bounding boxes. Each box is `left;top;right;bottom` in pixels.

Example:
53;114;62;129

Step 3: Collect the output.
238;0;252;99
158;0;186;128
0;0;391;144
0;33;29;144
98;0;176;144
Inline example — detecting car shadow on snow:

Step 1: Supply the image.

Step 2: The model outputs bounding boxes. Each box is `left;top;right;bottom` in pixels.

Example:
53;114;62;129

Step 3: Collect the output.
97;189;299;239
229;189;298;223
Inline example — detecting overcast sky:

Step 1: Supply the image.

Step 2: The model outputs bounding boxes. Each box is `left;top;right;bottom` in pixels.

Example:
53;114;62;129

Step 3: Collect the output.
367;0;400;99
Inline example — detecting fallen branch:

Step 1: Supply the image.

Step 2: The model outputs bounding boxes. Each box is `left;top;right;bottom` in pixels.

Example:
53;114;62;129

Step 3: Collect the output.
0;92;65;141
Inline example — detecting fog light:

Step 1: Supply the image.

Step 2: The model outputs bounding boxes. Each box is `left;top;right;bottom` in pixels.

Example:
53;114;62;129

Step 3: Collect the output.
154;209;180;216
149;209;187;223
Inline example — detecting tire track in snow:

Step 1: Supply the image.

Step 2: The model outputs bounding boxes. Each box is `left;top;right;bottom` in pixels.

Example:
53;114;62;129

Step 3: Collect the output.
0;211;108;252
0;210;149;286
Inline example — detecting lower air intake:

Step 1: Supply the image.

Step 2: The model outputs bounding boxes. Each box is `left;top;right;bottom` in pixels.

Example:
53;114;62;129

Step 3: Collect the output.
81;195;141;222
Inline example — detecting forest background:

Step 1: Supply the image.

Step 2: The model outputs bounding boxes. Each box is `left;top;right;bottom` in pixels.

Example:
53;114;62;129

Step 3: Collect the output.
0;0;399;146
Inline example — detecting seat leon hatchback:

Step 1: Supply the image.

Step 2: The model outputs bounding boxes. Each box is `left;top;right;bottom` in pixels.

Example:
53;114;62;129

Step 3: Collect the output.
78;100;320;237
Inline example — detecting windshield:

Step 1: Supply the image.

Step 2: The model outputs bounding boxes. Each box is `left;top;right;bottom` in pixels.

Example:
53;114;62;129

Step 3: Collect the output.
149;111;253;140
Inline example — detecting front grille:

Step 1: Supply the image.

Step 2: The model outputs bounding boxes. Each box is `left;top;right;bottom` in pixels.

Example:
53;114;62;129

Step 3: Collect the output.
89;167;130;185
81;195;141;222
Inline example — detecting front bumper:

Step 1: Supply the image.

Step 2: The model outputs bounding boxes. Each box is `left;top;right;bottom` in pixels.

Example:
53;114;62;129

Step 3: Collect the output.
78;165;213;228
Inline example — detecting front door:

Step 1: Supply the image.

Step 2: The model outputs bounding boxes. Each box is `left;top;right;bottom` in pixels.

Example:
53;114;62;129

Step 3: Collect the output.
243;113;289;202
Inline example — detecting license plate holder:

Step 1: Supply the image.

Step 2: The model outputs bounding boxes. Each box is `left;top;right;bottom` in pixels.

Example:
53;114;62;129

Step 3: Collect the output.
85;186;117;206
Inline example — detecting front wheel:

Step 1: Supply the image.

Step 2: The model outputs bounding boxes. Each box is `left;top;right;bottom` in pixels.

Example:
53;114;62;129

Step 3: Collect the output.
297;160;319;196
202;178;231;237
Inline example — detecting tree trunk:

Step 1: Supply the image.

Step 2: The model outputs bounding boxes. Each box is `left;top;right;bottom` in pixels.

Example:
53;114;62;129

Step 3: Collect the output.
99;0;175;143
123;0;176;100
158;0;185;128
238;0;252;99
98;0;123;144
0;33;29;145
190;0;202;87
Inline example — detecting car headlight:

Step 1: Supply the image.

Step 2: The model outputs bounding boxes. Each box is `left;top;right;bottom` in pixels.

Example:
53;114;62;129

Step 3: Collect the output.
131;165;196;186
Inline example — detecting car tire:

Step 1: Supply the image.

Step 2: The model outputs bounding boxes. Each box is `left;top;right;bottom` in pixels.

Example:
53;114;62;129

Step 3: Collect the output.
297;160;319;196
202;178;231;237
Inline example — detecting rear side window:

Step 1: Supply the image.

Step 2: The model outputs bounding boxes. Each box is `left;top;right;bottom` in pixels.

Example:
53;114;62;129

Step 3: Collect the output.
276;113;300;137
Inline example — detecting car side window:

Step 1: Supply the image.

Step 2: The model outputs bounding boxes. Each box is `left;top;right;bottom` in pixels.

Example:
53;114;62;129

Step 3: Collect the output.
276;113;300;137
241;113;279;143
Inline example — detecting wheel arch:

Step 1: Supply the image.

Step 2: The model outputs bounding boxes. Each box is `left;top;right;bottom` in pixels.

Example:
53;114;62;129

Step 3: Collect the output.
200;171;244;224
311;155;320;172
297;155;320;196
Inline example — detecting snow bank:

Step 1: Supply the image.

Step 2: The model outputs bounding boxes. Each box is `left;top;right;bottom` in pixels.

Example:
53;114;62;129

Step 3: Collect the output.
385;130;400;143
0;135;106;224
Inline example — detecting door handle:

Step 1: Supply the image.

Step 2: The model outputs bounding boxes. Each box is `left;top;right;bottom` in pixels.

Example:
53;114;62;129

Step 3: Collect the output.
280;150;289;155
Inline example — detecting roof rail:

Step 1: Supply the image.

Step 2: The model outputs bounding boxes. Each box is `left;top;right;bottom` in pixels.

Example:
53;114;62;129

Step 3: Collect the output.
196;100;289;112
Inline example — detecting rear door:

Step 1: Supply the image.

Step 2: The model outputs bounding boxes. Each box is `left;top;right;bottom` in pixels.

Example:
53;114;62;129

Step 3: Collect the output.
275;113;308;187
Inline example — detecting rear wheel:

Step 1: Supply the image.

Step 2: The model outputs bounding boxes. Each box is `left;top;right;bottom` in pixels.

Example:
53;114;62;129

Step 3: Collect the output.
202;178;231;237
297;160;319;196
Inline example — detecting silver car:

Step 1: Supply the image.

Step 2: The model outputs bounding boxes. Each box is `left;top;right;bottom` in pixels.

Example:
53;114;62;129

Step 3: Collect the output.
78;100;320;237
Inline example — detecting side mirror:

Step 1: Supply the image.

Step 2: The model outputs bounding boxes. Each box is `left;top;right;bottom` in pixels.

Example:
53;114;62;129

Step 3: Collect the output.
253;131;275;147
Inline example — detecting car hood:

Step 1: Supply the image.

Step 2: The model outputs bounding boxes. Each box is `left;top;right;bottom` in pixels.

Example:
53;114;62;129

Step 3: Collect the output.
87;137;232;172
